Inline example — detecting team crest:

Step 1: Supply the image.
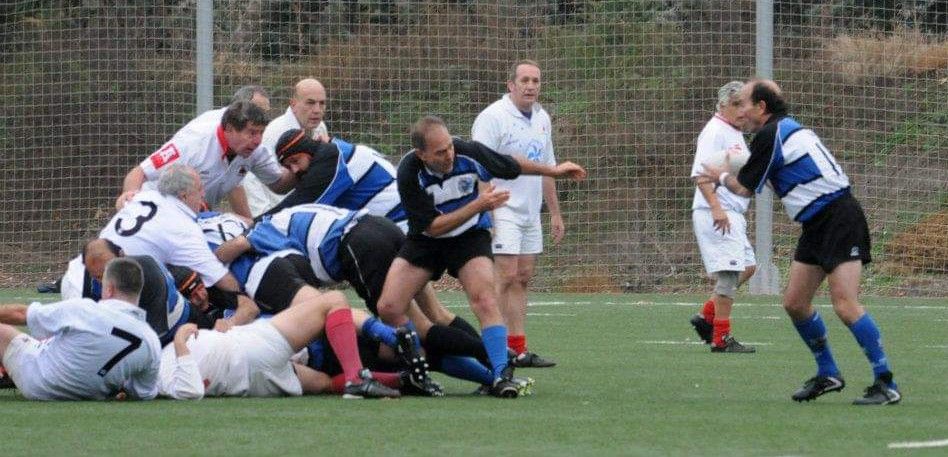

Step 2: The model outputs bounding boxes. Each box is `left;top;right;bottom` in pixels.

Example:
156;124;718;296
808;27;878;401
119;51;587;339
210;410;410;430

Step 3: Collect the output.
458;176;475;194
149;143;180;169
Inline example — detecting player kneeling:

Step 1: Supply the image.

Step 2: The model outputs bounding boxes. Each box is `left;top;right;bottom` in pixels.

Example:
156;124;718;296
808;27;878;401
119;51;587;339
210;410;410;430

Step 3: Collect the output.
158;291;400;399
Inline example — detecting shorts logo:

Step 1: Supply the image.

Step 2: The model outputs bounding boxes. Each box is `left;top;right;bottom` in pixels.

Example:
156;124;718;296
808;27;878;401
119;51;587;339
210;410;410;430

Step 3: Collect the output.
494;243;504;249
850;246;860;257
150;143;180;169
729;260;738;266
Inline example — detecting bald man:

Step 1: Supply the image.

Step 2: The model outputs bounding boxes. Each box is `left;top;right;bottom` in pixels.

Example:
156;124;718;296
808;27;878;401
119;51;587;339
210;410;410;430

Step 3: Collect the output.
245;78;331;216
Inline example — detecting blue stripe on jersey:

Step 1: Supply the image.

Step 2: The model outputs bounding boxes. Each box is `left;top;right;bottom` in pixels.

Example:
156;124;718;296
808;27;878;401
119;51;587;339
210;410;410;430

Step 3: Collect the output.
288;212;317;253
796;187;850;222
772;154;822;198
249;218;306;255
228;255;256;288
316;215;356;281
333;162;396;211
333;138;357;163
385;203;407;224
418;156;491;188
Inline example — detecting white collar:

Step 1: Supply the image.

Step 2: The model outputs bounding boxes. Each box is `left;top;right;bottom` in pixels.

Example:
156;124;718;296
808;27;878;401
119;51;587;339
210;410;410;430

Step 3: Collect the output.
501;94;540;119
99;298;147;321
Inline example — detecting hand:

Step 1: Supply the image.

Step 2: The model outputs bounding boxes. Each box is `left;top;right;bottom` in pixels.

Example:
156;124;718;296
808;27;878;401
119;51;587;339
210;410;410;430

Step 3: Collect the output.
315;132;331;143
554;161;587;181
173;323;199;357
549;214;565;244
711;207;730;234
213;319;235;333
477;184;511;211
115;190;138;210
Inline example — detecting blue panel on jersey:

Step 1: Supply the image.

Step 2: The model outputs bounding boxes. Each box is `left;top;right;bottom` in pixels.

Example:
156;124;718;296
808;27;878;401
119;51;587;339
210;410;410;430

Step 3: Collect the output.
316;216;354;281
248;220;306;255
796;187;850;222
772;154;822;198
334;162;396;210
228;254;256;288
332;138;356;163
385;204;407;224
287;212;317;252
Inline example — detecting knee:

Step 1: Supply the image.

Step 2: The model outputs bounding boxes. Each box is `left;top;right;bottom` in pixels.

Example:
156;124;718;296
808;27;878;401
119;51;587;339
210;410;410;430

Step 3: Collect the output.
320;291;350;312
515;266;535;286
468;290;499;316
496;267;518;287
782;296;810;319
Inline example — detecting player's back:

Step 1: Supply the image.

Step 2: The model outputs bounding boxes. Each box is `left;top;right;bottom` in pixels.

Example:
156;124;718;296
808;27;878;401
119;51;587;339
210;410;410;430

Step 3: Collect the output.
25;298;161;400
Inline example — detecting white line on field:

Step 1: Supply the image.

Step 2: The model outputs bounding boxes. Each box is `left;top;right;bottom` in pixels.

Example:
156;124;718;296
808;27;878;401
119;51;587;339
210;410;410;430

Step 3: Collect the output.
923;345;948;349
440;301;947;311
888;439;948;449
526;313;577;317
638;340;773;346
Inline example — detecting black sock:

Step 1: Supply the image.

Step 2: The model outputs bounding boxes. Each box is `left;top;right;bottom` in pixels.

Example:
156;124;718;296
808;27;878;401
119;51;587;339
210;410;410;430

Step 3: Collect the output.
425;324;489;366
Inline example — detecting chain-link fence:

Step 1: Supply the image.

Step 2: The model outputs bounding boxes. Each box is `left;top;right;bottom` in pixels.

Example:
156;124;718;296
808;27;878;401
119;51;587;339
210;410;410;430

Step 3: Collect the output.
1;1;945;296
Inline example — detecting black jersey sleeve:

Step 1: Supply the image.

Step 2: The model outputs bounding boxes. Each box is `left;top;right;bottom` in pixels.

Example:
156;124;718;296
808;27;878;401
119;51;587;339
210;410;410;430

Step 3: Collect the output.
263;145;340;217
397;152;440;235
737;117;780;192
455;138;522;180
131;255;172;335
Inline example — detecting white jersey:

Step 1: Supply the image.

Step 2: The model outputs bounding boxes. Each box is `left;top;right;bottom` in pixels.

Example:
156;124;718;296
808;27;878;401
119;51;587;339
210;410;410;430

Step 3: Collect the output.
690;114;751;213
244;107;330;216
21;298;161;400
60;255;87;300
158;321;301;399
472;94;556;224
138;115;284;208
99;190;230;286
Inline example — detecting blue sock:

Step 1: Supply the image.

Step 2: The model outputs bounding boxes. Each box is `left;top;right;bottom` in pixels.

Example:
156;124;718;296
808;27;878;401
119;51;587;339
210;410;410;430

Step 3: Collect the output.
404;321;422;350
481;324;509;380
848;313;896;389
792;312;841;378
440;356;494;385
361;317;397;348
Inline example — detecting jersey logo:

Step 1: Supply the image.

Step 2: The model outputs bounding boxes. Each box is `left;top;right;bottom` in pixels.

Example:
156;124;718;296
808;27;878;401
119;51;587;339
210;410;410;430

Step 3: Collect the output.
850;246;860;257
457;176;475;194
238;166;248;176
150;143;180;169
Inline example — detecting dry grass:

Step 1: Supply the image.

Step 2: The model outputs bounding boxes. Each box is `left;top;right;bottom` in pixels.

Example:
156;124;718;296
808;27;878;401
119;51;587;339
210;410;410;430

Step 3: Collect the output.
885;209;948;274
826;28;948;83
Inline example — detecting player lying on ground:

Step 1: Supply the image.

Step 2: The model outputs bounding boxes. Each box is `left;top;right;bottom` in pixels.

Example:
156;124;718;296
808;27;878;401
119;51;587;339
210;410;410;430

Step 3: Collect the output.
159;291;401;400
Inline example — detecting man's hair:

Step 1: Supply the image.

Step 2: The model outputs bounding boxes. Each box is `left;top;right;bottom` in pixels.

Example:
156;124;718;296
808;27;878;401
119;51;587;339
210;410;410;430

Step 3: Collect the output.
748;79;788;116
80;238;122;263
716;81;744;111
232;85;269;104
157;163;198;198
508;59;541;82
103;257;144;301
410;115;447;151
221;100;269;131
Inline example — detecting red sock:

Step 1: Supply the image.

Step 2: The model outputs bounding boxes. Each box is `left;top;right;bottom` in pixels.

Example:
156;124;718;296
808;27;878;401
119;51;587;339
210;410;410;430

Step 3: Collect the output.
330;371;400;393
712;318;731;347
508;334;526;355
325;308;364;384
702;299;715;324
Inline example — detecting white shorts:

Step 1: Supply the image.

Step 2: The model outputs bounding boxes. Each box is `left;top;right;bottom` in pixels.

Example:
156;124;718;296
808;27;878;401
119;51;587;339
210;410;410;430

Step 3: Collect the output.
492;217;543;255
693;209;756;275
2;333;50;400
230;321;302;397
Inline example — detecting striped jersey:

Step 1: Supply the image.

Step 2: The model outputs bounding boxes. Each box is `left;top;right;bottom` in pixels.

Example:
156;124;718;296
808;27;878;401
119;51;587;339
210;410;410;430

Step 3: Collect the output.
738;116;851;222
265;138;405;229
397;138;521;238
248;204;366;283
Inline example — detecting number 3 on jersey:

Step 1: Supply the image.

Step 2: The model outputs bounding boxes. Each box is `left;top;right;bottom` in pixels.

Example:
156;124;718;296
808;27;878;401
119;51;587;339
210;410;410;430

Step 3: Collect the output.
115;201;157;236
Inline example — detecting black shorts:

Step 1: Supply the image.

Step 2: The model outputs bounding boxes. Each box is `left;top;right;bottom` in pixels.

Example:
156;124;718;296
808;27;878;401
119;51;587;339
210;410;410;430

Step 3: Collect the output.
795;193;872;273
253;255;307;314
397;228;493;281
283;253;325;289
339;215;405;315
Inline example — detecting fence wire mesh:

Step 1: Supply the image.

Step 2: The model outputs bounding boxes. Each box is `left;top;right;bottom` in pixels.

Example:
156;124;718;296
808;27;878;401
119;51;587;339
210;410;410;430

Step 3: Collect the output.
1;1;945;296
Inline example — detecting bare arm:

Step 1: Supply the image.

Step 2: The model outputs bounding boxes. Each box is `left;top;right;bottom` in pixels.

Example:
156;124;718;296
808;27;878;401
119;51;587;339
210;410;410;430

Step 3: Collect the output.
212;272;242;293
215;294;259;331
514;157;587;181
694;177;731;234
0;304;28;325
697;163;753;198
542;177;565;244
227;186;252;219
215;235;252;264
266;168;298;194
116;166;147;209
425;184;510;237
